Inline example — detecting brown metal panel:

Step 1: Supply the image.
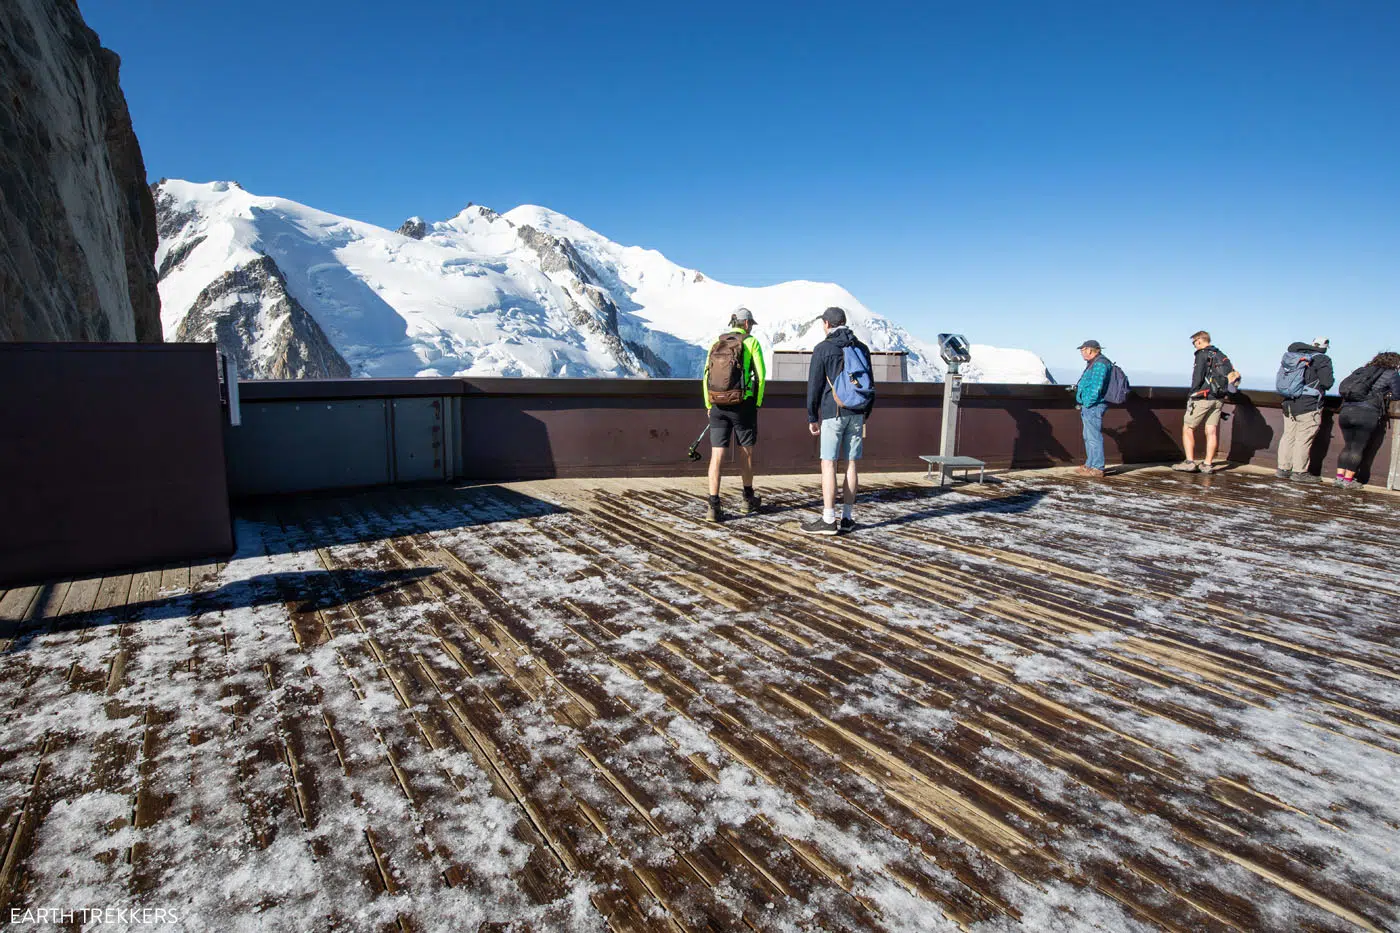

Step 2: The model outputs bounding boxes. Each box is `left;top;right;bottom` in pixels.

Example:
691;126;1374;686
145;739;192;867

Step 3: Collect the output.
228;376;1394;488
0;343;233;586
239;376;465;402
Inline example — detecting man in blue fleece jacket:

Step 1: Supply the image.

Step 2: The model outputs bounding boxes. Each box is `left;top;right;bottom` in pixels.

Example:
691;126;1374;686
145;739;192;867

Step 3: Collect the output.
1074;340;1111;477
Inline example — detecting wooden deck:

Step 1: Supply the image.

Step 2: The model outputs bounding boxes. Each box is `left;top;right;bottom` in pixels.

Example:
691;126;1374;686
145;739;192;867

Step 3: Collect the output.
2;468;1399;931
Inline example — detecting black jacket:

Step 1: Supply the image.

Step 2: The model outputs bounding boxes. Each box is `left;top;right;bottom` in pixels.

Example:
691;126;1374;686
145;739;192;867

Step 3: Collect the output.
1280;342;1335;416
806;326;875;422
1340;364;1400;416
1190;345;1235;399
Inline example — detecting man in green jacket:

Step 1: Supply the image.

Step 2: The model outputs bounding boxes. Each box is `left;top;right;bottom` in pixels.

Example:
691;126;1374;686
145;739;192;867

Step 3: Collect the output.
702;307;767;522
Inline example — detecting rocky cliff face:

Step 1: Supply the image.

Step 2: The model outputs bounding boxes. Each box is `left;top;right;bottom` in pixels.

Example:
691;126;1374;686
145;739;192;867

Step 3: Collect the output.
513;222;648;375
175;255;350;380
0;0;161;342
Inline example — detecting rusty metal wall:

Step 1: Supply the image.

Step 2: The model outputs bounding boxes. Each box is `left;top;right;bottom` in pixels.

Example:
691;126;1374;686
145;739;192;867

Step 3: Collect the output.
446;381;1195;480
0;343;234;587
230;378;1395;490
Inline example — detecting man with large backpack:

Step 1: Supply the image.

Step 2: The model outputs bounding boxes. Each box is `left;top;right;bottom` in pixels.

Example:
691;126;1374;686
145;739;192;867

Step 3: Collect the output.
1274;337;1334;483
1174;330;1241;474
801;307;875;535
702;307;767;522
1073;339;1121;478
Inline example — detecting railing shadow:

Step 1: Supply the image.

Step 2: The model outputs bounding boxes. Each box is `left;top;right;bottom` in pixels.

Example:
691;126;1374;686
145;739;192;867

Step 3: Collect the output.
245;484;566;558
2;567;440;653
856;488;1049;530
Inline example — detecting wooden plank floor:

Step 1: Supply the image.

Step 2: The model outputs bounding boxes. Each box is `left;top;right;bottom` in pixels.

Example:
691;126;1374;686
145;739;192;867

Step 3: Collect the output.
1;468;1398;931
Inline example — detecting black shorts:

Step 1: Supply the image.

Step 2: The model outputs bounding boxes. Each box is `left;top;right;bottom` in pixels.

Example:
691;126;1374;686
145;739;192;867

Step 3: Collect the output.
709;401;758;448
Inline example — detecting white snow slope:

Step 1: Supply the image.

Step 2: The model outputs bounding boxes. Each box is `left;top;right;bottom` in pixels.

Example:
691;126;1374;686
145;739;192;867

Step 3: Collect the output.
156;180;1051;383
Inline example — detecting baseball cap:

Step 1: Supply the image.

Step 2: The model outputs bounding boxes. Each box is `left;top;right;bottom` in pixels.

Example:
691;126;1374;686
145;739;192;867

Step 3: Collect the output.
821;307;847;326
1077;339;1102;350
1312;336;1330;350
732;306;756;324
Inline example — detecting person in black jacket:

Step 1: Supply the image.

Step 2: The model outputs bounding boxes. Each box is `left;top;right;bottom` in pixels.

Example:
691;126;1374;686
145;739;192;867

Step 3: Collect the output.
1334;351;1400;490
801;307;875;535
1174;330;1240;473
1276;337;1334;483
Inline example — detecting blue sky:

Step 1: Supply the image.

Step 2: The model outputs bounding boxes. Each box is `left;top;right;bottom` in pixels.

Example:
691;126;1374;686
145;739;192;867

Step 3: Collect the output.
85;0;1399;384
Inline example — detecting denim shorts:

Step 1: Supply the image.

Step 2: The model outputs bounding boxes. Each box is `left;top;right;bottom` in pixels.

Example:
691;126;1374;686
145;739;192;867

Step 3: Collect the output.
820;414;864;461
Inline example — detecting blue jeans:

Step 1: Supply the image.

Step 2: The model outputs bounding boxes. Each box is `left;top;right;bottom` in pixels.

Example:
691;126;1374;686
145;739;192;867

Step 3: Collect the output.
1080;402;1106;469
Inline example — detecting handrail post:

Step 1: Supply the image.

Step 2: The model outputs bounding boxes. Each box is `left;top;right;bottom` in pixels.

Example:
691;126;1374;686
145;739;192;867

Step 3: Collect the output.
1389;406;1399;491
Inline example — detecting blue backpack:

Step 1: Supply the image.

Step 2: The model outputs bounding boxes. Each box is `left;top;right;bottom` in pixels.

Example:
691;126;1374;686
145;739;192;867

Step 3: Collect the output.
1276;350;1320;400
1103;359;1130;404
829;345;875;409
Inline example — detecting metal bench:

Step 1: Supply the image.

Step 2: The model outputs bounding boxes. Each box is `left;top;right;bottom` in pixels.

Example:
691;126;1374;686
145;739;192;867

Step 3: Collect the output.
920;454;986;485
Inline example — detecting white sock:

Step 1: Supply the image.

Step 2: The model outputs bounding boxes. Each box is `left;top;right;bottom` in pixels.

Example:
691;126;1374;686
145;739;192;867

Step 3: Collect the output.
822;508;835;524
842;504;853;520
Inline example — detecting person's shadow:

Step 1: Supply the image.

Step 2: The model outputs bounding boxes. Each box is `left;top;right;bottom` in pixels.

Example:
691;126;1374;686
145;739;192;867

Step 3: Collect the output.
1225;395;1275;464
1009;408;1073;467
1105;395;1180;463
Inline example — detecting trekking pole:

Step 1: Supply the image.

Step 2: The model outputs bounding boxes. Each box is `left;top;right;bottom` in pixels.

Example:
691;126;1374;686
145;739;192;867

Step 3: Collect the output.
686;425;708;461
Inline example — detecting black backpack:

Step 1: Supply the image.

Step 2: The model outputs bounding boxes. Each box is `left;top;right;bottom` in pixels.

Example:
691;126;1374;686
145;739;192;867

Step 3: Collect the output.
1339;366;1385;403
1202;349;1236;397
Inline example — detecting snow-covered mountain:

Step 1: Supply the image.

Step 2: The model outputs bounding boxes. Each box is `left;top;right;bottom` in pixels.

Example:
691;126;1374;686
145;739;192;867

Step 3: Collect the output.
153;180;1051;383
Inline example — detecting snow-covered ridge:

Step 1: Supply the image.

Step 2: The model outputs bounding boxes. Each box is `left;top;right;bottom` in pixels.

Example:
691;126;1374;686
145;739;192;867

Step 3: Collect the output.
154;179;1051;383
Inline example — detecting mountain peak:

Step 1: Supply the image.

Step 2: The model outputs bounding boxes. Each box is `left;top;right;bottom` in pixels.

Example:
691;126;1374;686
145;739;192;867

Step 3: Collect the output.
396;216;426;240
151;180;1052;384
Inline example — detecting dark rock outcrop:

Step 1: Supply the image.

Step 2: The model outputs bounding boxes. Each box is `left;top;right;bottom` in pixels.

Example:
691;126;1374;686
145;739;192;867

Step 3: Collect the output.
157;235;205;281
396;217;426;240
623;339;672;377
176;256;351;379
514;223;655;375
0;0;161;342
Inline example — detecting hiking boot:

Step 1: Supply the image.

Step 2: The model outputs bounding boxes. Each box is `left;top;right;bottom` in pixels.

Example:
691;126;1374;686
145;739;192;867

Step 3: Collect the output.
1332;477;1347;488
706;497;723;523
839;517;855;533
1274;468;1291;479
1199;461;1218;474
1171;461;1200;473
1084;467;1105;478
1290;472;1319;484
799;516;839;536
743;492;762;514
1342;479;1362;492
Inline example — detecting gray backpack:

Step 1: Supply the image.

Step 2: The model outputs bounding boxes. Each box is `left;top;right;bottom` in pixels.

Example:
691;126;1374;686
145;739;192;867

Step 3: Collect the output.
1275;350;1319;400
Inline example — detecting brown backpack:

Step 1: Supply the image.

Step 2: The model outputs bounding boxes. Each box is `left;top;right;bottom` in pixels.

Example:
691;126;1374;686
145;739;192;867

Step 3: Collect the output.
706;333;747;405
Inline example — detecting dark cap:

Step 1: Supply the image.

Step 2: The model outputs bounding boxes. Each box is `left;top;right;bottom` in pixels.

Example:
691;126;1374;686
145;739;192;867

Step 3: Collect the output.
821;306;847;326
1077;339;1102;350
731;306;756;324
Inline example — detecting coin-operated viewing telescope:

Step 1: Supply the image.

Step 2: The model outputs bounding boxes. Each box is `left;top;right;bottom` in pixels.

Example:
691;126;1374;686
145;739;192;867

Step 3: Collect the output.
937;333;972;368
920;334;986;486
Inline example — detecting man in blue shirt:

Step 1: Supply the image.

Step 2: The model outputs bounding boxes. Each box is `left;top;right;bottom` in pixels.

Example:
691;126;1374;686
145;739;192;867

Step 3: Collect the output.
1074;340;1111;478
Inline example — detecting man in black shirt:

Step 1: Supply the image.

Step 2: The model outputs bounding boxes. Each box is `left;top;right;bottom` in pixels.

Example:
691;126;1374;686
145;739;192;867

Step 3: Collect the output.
1174;330;1240;474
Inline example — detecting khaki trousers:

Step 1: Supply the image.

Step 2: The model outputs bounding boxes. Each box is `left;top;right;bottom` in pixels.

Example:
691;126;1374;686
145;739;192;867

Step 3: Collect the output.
1278;409;1322;473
